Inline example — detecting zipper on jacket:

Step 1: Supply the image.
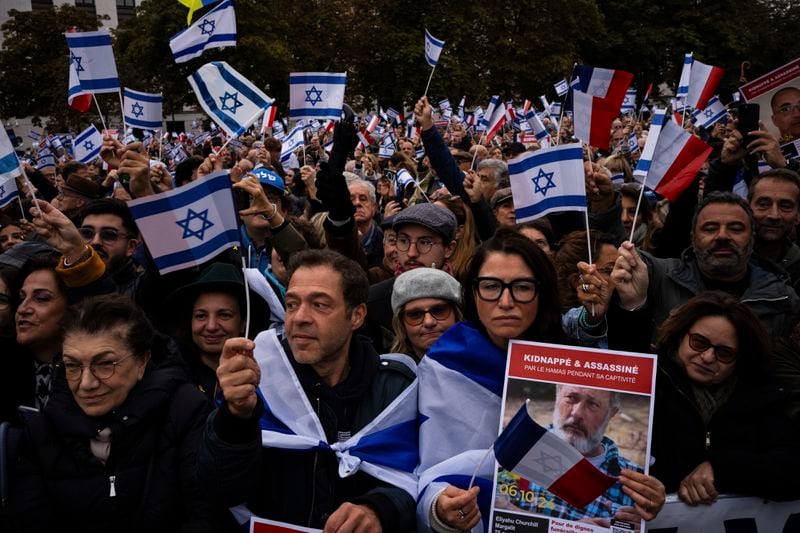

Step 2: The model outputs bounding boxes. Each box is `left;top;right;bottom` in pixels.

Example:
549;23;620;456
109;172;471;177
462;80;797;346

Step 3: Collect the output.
109;475;117;498
705;431;711;450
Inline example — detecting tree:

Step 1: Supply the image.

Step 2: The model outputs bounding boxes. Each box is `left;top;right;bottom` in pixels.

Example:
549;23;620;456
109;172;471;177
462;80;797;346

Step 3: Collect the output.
0;5;106;130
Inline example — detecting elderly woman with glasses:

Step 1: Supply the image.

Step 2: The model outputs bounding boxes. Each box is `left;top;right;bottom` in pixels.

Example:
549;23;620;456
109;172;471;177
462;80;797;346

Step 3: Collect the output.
610;291;800;504
390;268;463;360
417;229;665;531
6;294;230;531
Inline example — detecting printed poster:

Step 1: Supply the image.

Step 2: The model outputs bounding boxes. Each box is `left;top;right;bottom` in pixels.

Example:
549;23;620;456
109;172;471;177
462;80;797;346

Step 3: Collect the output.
489;341;657;533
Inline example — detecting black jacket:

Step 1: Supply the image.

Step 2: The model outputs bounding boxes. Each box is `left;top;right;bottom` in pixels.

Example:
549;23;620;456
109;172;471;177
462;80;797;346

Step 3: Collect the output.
6;346;222;532
196;334;416;532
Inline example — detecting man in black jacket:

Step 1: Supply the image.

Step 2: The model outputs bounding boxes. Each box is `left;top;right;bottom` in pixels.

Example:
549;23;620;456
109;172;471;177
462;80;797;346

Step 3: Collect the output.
197;249;416;532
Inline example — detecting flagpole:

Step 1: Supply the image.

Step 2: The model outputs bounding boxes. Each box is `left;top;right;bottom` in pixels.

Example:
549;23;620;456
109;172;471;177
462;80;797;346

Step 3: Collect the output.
92;94;109;134
118;89;128;140
15;155;42;216
158;129;163;162
240;255;252;340
580;139;596;316
423;66;436;98
216;107;266;154
470;131;487;170
556;62;577;146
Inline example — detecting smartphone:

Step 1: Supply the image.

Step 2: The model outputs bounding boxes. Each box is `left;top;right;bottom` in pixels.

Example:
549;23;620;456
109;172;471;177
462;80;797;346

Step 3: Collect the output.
737;103;760;147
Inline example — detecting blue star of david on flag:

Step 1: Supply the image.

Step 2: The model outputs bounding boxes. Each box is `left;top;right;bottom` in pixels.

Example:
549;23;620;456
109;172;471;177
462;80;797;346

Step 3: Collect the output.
70;51;84;72
199;18;216;36
176;208;215;240
219;91;243;114
305;86;323;106
131;102;144;118
704;109;714;118
0;185;6;197
83;140;95;151
532;168;556;196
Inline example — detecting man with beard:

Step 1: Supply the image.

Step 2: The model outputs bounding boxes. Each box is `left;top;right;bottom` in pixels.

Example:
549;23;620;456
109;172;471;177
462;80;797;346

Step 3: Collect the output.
611;192;800;337
77;198;142;298
504;386;642;524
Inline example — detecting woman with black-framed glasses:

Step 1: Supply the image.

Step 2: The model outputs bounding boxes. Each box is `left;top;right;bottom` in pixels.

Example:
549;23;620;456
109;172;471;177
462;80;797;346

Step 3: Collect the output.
610;291;800;505
6;294;232;531
417;229;665;531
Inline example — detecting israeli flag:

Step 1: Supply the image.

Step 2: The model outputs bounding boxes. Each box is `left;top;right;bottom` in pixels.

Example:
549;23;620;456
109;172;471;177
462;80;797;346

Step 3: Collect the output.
37;151;56;171
0;175;20;209
123;89;163;130
677;52;693;99
438;98;452;120
478;95;501;130
0;127;21;183
188;61;273;138
28;130;42;143
424;28;445;68
127;170;240;275
633;108;667;182
621;88;637;114
379;131;397;159
170;0;237;64
691;95;727;129
64;29;120;94
554;78;570;97
418;322;506;532
289;72;347;121
280;126;305;162
253;329;418;497
508;144;587;222
523;109;549;141
73;125;103;164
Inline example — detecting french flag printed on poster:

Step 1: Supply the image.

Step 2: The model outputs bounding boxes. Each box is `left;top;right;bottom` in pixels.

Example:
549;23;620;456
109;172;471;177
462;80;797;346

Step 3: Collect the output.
633;111;712;201
685;58;724;111
573;65;633;114
676;52;693;99
494;401;616;509
572;90;616;149
508;144;586;222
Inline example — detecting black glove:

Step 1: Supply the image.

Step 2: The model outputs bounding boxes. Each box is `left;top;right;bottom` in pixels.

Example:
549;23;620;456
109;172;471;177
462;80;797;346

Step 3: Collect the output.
315;161;355;222
329;109;359;174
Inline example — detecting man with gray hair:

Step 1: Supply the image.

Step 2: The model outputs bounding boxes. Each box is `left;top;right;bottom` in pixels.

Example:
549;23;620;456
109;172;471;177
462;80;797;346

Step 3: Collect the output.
475;158;510;202
348;179;383;268
503;385;643;523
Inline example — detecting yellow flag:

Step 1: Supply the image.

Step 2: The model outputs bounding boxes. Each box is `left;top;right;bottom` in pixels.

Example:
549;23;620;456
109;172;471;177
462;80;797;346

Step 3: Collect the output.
178;0;203;25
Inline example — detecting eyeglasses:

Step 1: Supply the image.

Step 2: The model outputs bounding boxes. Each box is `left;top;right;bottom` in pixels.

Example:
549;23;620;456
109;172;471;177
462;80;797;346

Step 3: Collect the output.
402;304;453;326
78;227;130;244
475;277;538;303
60;354;136;381
687;332;737;363
0;293;10;310
776;103;800;115
395;235;440;254
383;235;397;246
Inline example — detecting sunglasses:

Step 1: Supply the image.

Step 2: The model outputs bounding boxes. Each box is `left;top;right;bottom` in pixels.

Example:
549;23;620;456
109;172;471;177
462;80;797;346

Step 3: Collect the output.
402;304;453;326
78;227;130;244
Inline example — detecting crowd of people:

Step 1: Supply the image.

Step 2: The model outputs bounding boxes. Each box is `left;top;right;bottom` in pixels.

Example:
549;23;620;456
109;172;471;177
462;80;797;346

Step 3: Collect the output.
1;90;800;532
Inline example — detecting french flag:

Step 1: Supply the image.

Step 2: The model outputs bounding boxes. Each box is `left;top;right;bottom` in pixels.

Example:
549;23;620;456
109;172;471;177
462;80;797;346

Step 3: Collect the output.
494;401;616;509
633;109;712;201
260;104;277;134
685;58;724;111
480;96;506;141
573;65;633;114
572;90;617;149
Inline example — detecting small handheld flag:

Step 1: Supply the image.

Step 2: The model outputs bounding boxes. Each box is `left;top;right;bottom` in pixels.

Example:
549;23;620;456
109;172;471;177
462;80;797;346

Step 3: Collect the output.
494;401;616;510
188;61;273;137
73;125;103;164
123;89;163;130
170;0;236;63
508;144;586;222
128;170;240;274
289;72;347;122
424;28;445;68
64;29;120;94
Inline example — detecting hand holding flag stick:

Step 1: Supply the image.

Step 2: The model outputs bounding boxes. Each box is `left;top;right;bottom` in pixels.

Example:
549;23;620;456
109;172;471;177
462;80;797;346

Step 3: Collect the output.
23;200;88;263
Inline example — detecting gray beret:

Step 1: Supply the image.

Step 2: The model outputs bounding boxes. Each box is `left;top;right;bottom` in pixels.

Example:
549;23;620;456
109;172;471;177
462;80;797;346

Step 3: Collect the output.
391;268;462;313
392;203;457;241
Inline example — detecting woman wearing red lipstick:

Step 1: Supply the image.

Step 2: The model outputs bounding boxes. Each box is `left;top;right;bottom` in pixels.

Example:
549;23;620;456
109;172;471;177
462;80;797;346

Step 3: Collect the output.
612;291;800;505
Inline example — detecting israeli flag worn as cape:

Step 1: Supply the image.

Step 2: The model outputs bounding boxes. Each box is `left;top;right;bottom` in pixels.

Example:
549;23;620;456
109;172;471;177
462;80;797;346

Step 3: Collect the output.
253;329;419;497
127;170;240;274
73;125;103;164
170;0;236;63
188;61;273;137
64;29;120;94
289;72;347;121
418;321;506;532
